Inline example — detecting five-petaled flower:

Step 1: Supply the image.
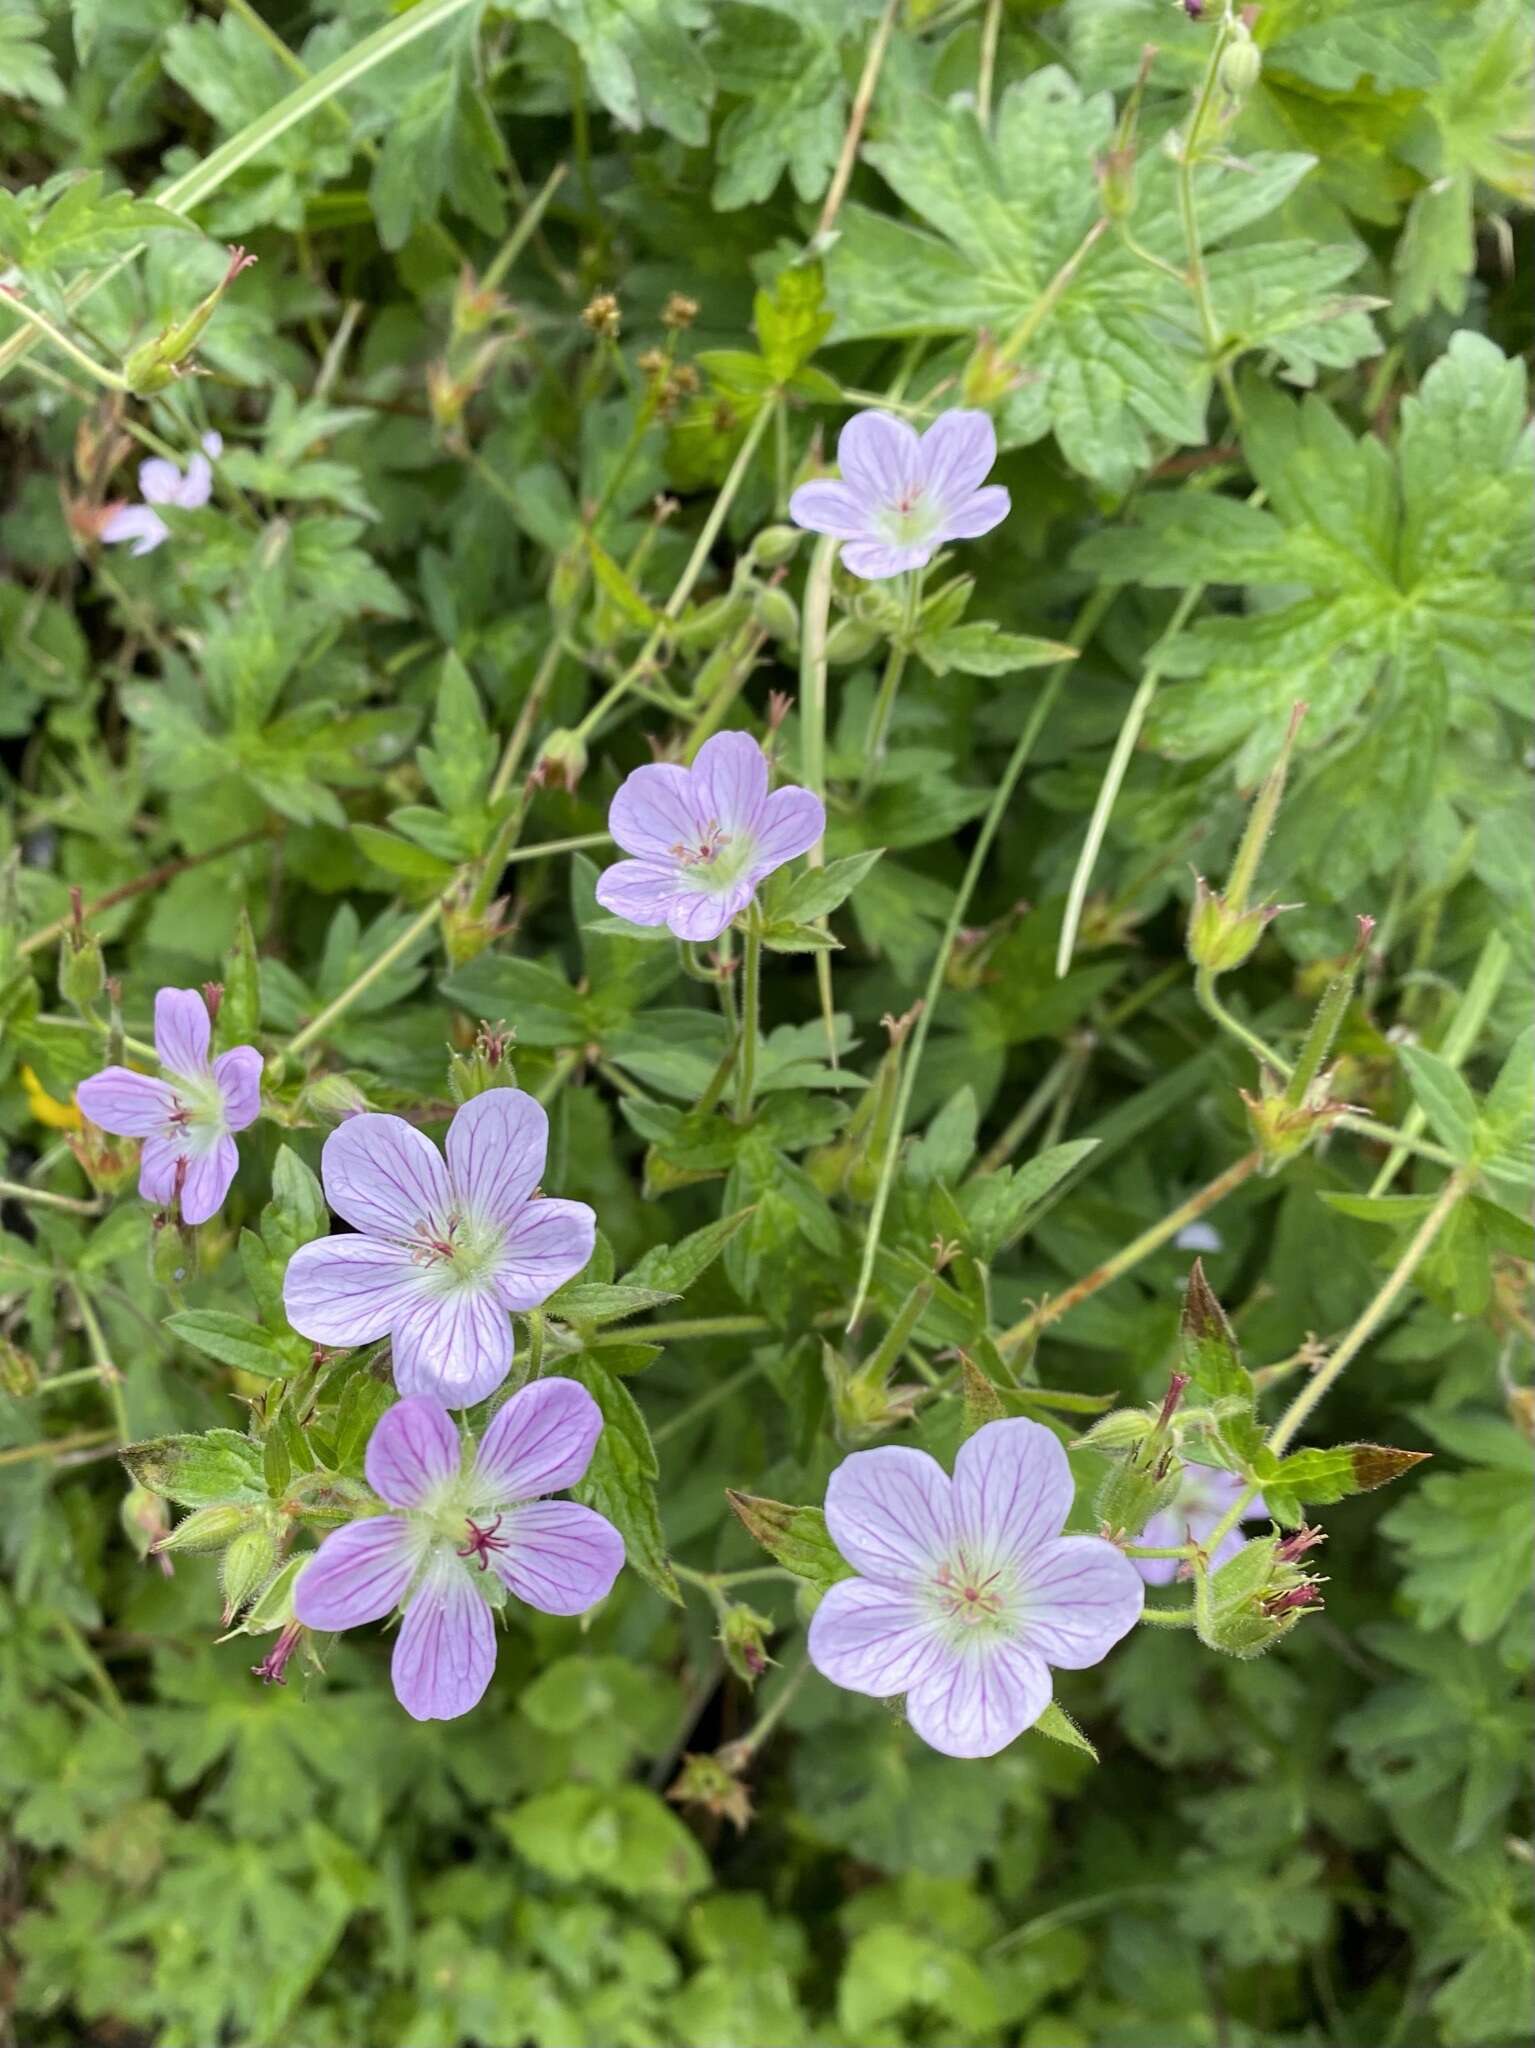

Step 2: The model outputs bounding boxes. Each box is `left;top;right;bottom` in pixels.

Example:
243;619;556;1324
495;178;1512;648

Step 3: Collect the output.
788;408;1009;580
76;987;261;1225
807;1418;1143;1758
1132;1462;1267;1587
283;1091;595;1408
100;432;223;556
594;729;823;943
294;1386;624;1720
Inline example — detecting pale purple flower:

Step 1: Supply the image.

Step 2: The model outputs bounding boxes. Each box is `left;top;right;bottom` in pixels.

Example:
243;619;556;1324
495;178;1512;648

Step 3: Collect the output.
294;1385;624;1720
808;1419;1143;1759
101;431;222;555
594;730;824;944
76;986;261;1225
1134;1463;1268;1587
1175;1220;1223;1254
283;1091;595;1408
788;408;1009;580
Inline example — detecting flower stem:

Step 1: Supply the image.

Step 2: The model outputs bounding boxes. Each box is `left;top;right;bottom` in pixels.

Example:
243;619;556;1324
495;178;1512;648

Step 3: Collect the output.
1175;12;1244;428
1137;1603;1197;1627
718;1651;811;1766
0;1178;102;1217
799;534;840;1063
570;402;774;747
1195;967;1292;1079
1366;929;1510;1194
654;1354;773;1446
0;1429;115;1468
20;830;267;958
859;569;921;795
846;583;1118;1331
812;0;900;246
287;896;444;1058
0;289;128;389
734;913;763;1121
1000;218;1109;363
995;1149;1263;1358
976;0;1003;126
68;1280;129;1444
488;639;564;805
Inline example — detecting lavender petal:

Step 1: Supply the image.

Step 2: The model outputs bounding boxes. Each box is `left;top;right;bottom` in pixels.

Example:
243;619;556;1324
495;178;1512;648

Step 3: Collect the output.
213;1046;263;1131
666;881;752;943
491;1197;596;1312
293;1515;416;1630
1016;1533;1145;1670
365;1395;463;1507
100;504;170;555
75;1066;175;1137
390;1285;513;1408
471;1376;603;1506
905;1639;1050;1759
445;1088;549;1228
320;1112;451;1242
154;987;212;1077
284;1236;426;1347
179;1136;238;1225
750;786;825;875
837;409;921;501
137;1133;186;1205
823;1444;953;1586
594;857;677;927
607;761;701;861
941;485;1010;541
489;1501;624;1615
691;730;769;834
391;1560;497;1720
839;537;932;581
807;1578;948;1698
951;1417;1073;1573
788;478;872;540
919;409;997;505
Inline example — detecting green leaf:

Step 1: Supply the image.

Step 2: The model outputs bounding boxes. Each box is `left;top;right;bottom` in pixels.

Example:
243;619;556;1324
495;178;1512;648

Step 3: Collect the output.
261;1146;328;1264
566;1356;680;1602
959;1354;1006;1439
530;0;716;145
546;1281;677;1326
777;848;883;923
1399;1045;1479;1160
1030;1700;1099;1762
120;1428;265;1507
623;1207;753;1294
1264;1442;1430;1508
914;624;1076;678
753;266;833;383
369;67;507;252
726;1491;855;1593
165;1310;304;1380
0;4;64;108
1179;1260;1253;1404
416;652;495;820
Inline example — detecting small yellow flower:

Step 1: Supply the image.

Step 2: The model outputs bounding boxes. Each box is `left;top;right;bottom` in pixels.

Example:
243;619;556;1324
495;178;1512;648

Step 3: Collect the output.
21;1065;82;1132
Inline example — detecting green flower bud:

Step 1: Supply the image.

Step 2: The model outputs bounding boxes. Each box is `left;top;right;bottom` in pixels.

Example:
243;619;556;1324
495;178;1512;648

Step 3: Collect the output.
1241;1068;1350;1174
1094;1456;1183;1541
1076;1407;1157;1455
59;930;105;1014
537;727;588;792
220;1523;280;1625
748;524;803;568
825;616;882;666
719;1601;776;1688
1219;26;1262;100
150;1212;197;1291
1196;1533;1325;1659
120;1483;170;1563
1187;876;1282;975
447;1021;519;1101
154;1503;257;1556
298;1072;371;1125
751;584;800;648
122;247;257;396
0;1334;39;1398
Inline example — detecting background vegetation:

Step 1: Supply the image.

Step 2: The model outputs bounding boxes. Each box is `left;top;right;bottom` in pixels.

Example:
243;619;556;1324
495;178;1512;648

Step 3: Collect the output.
1;2;1531;2044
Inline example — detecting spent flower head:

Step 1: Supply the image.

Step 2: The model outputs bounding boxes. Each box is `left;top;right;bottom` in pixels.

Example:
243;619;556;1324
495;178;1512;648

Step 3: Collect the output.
100;433;223;556
283;1090;595;1407
808;1418;1143;1758
293;1385;624;1720
76;986;261;1224
788;407;1009;580
594;729;823;943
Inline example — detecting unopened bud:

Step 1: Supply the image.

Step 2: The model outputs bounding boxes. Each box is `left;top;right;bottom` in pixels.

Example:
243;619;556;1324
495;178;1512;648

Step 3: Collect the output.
1219;24;1262;99
439;893;505;970
298;1072;370;1124
719;1602;776;1687
1097;146;1137;220
751;584;799;648
123;246;257;396
150;1210;197;1291
536;727;588;792
447;1021;519;1102
1187;875;1283;975
666;1751;752;1832
452;265;506;339
220;1523;279;1624
154;1503;256;1556
960;331;1020;408
59;892;105;1013
120;1483;172;1569
824;614;883;666
1095;1456;1183;1541
1241;1067;1350;1173
749;524;803;568
1197;1534;1325;1658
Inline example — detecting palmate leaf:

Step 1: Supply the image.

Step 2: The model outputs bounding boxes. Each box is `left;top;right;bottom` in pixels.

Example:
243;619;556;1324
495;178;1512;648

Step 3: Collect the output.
528;0;716;146
824;69;1376;490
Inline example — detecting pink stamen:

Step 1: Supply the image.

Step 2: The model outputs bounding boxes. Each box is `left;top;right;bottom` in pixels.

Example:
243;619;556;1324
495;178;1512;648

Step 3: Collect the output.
457;1514;511;1570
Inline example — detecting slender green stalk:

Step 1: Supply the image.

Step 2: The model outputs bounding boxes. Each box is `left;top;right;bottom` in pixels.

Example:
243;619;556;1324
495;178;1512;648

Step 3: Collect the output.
812;0;901;245
69;1281;129;1444
0;1179;101;1216
287;896;444;1058
0;1430;114;1468
734;915;763;1121
859;570;922;793
1136;1604;1197;1627
718;1652;811;1765
1174;12;1243;425
1124;1543;1195;1560
995;1149;1263;1358
571;403;775;746
489;642;573;804
654;1355;773;1445
846;585;1116;1330
1269;1169;1469;1456
1055;581;1204;976
1000;218;1109;363
1367;930;1510;1194
1195;966;1292;1078
0;291;127;388
482;163;569;293
799;535;839;1062
977;0;1003;125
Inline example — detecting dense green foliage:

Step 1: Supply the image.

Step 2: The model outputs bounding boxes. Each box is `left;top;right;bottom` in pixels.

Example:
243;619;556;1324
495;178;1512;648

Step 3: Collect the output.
1;2;1532;2044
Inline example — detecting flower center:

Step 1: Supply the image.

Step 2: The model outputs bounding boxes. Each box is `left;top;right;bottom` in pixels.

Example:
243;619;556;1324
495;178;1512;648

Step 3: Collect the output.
456;1514;512;1570
670;817;755;894
410;1210;504;1290
162;1073;227;1149
881;482;940;548
671;818;730;869
932;1552;1009;1630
